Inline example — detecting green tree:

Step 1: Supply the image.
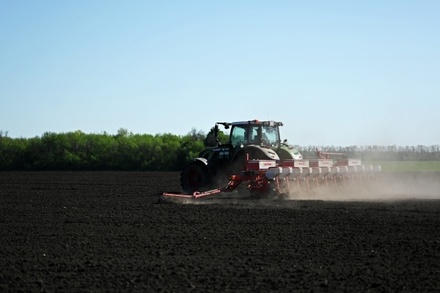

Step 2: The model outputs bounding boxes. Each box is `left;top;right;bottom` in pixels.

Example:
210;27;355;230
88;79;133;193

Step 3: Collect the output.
204;126;229;147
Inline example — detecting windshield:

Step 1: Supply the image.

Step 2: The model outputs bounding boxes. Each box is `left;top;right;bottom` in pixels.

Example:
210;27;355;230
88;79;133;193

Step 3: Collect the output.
248;125;280;146
261;126;279;146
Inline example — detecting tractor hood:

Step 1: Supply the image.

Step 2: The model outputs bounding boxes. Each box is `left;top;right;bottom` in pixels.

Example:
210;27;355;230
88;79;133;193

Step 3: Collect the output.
246;145;280;161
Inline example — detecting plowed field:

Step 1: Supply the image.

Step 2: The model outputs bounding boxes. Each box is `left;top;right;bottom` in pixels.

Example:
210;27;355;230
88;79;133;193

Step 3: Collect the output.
1;172;440;292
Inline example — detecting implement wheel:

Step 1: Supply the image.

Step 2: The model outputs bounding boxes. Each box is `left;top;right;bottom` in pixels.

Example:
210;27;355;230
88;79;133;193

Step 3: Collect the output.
180;162;211;194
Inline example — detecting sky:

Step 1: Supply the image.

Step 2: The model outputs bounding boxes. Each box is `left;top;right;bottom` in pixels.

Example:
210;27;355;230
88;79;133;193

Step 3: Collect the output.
1;1;439;146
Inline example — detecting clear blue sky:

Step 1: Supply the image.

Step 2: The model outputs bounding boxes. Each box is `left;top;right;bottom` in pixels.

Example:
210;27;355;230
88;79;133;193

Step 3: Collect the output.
1;1;439;146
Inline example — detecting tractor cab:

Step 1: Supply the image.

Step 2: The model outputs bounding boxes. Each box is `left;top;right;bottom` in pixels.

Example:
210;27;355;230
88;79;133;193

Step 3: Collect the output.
229;120;282;148
209;120;299;161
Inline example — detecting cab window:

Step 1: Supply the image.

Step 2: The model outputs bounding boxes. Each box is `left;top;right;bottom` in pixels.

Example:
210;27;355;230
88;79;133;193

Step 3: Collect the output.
249;125;260;144
262;126;279;145
230;125;247;146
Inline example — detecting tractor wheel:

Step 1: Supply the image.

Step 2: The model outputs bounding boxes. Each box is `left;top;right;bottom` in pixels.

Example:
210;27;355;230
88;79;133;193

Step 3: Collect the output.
180;162;211;194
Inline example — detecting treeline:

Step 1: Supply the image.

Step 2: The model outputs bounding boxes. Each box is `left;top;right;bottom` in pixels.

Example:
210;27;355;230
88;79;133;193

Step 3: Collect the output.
0;129;208;171
0;129;439;171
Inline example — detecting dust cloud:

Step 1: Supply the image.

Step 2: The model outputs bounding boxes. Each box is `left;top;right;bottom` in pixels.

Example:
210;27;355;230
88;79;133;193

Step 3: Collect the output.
162;172;440;206
290;172;440;201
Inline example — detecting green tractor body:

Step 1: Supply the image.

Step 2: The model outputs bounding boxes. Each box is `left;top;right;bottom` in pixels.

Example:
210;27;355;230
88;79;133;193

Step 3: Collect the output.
180;120;303;194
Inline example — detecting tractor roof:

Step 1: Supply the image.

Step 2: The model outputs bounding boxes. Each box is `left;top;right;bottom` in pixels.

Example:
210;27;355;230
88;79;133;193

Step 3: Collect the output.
231;120;283;127
215;120;283;129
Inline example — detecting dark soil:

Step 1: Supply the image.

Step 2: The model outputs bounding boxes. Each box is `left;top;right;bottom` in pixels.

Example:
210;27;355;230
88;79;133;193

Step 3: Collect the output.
1;172;440;292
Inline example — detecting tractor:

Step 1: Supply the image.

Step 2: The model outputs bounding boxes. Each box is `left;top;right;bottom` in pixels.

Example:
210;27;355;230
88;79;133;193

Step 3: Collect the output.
180;120;302;194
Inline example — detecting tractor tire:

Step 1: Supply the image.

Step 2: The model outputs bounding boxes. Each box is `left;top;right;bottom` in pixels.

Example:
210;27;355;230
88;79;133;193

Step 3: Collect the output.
180;161;211;194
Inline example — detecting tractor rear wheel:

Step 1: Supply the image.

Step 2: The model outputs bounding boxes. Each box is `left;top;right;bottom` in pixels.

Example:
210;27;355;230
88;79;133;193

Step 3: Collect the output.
180;162;211;194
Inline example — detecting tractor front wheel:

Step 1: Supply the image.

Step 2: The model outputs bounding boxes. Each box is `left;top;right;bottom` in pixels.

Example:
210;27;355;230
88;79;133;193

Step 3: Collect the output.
180;162;211;194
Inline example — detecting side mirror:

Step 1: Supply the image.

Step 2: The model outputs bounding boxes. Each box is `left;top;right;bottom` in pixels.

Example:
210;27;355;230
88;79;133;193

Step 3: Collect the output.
214;125;219;138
